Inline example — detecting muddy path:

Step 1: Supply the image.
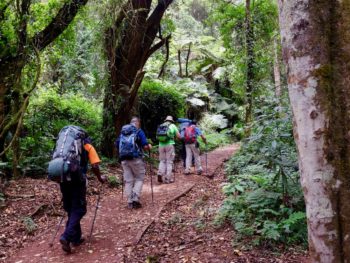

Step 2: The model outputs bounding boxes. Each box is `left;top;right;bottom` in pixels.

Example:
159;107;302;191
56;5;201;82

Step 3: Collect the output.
8;145;239;263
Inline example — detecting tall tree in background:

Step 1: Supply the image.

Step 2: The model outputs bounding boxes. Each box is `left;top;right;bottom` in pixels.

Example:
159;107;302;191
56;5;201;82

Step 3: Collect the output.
0;0;88;163
244;0;254;133
278;1;350;262
102;0;173;157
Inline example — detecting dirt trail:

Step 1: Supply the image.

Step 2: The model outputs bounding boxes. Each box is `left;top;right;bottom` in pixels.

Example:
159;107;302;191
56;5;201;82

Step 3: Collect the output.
8;145;239;263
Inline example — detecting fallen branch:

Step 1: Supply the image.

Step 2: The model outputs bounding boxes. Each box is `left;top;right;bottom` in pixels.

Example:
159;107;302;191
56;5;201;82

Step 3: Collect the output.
5;193;35;199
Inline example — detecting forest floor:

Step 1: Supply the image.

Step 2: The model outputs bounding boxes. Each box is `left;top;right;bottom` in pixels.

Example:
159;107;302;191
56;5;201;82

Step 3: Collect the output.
1;144;308;263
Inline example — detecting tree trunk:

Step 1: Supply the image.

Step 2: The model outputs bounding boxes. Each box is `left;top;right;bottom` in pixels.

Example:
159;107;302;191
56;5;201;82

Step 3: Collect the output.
0;0;88;161
273;37;281;99
102;0;173;157
178;50;183;77
245;0;254;135
185;42;192;77
278;1;350;262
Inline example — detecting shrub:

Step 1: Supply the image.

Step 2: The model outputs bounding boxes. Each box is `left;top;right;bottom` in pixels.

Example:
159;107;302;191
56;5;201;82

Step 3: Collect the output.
216;100;307;247
138;79;185;139
20;88;102;173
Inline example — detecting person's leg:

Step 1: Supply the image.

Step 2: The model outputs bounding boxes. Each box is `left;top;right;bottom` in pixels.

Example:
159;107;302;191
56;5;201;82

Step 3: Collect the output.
182;142;186;168
60;180;87;252
130;158;146;206
165;145;175;182
122;160;135;205
158;146;166;182
60;182;72;242
185;144;193;174
191;143;203;174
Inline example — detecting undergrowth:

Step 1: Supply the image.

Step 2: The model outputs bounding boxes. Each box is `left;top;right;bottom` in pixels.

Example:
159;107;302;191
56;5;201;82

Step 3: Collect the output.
215;100;307;248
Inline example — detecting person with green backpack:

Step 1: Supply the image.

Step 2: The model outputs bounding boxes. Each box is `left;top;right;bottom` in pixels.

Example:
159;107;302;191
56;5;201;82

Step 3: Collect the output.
156;116;181;184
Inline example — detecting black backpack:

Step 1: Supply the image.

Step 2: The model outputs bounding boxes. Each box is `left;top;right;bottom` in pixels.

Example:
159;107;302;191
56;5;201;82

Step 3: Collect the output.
48;125;88;183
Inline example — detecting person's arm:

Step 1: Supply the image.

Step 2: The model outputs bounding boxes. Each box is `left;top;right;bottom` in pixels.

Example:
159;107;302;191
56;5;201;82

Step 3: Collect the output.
172;125;181;140
196;127;207;144
84;144;106;183
138;130;152;151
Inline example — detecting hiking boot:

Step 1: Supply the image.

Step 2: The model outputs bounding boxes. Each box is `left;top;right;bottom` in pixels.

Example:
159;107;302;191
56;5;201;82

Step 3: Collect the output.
197;170;203;175
184;171;190;175
60;237;71;253
132;201;142;209
127;203;133;209
72;237;85;247
157;175;163;183
163;178;170;184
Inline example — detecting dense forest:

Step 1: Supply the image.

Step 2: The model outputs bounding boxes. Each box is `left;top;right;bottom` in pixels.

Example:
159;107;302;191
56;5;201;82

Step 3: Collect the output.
0;0;348;262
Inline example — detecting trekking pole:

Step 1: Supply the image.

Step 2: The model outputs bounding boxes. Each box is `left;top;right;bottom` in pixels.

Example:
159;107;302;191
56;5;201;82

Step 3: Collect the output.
205;144;209;177
149;150;154;204
88;185;102;249
49;214;64;247
120;174;124;201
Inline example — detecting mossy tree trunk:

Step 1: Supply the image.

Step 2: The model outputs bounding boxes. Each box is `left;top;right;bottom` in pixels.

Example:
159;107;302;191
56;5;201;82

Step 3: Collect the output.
278;1;350;262
0;0;88;162
102;0;173;157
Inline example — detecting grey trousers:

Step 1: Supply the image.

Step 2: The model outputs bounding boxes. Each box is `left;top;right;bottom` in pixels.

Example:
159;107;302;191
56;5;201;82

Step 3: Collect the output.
158;145;175;181
185;143;202;173
121;158;146;203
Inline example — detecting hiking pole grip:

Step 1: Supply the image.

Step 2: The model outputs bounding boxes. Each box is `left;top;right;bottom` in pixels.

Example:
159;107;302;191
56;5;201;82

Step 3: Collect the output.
49;214;64;247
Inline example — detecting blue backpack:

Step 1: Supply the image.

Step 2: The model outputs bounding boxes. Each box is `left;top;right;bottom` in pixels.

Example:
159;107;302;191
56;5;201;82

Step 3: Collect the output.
118;125;140;160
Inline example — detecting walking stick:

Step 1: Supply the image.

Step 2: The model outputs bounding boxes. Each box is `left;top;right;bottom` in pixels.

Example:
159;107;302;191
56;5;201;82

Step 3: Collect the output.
205;144;210;178
49;214;64;247
88;186;102;249
149;150;154;204
120;174;124;200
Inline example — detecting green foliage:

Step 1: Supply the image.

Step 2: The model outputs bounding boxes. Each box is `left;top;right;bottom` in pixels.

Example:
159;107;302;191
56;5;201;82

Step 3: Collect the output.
216;99;307;246
21;88;102;171
138;79;185;139
22;217;37;235
107;175;121;188
199;130;232;152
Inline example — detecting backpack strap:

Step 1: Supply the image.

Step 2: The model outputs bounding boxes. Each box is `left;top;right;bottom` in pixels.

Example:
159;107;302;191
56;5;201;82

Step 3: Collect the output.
59;129;70;158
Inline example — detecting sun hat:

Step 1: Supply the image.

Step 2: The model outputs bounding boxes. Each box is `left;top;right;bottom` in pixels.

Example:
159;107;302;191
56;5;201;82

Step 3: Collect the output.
164;116;174;122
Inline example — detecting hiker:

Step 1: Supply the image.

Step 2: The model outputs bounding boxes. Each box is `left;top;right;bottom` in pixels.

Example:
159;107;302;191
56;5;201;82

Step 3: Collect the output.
116;117;152;209
183;120;207;175
47;125;106;253
177;118;192;167
156;116;181;184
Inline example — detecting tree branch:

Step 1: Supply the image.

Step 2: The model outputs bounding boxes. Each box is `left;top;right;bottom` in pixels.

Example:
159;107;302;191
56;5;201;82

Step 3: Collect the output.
143;0;173;51
145;34;171;61
32;0;88;51
158;36;170;78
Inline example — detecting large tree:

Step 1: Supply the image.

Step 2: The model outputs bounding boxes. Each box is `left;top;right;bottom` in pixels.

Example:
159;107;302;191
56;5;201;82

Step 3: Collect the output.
278;1;350;262
102;0;173;157
0;0;88;162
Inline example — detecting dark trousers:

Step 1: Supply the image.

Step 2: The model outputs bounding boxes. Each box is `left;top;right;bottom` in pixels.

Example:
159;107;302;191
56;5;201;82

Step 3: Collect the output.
60;178;87;243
